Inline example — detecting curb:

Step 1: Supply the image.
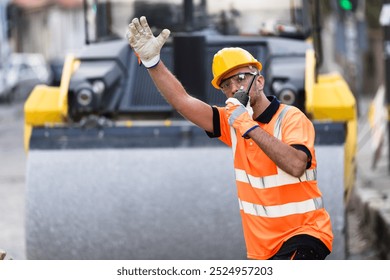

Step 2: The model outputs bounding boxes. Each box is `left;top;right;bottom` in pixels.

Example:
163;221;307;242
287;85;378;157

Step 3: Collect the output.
352;179;390;259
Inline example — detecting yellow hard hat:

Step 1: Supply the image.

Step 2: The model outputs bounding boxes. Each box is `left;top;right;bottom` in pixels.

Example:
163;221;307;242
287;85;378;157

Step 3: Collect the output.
211;47;263;89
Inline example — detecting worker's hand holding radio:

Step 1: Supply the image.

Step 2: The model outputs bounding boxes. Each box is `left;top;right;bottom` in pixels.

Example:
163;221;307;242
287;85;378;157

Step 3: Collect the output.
225;98;259;138
127;16;170;68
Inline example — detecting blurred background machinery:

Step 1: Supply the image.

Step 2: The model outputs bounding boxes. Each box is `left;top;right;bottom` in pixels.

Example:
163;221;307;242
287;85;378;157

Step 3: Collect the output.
0;0;52;102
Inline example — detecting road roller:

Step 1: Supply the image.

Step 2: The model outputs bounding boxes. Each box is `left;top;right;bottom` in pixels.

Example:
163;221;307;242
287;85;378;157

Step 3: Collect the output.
23;0;356;259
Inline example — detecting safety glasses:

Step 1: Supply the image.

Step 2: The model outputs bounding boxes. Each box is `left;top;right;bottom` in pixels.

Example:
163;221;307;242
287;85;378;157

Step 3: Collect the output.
219;72;258;93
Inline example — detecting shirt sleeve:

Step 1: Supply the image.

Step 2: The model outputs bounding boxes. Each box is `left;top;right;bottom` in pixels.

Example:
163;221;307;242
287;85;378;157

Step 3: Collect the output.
282;107;315;169
205;106;232;147
205;106;221;138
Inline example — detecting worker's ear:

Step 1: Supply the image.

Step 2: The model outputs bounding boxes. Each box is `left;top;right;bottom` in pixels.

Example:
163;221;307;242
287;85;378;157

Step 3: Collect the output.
257;75;265;89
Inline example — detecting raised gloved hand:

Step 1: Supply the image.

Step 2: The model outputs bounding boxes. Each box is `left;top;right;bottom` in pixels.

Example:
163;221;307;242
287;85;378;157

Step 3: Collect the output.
225;98;259;138
126;16;170;68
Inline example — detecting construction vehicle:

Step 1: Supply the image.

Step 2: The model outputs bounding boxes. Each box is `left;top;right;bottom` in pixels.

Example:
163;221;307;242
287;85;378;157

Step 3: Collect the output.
24;0;356;260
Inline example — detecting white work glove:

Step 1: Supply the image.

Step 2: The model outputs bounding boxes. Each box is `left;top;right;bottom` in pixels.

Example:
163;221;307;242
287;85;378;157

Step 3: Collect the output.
225;98;258;138
126;16;170;68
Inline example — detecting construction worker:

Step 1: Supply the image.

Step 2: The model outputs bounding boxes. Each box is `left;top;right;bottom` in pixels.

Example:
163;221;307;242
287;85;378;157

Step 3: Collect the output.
127;16;333;260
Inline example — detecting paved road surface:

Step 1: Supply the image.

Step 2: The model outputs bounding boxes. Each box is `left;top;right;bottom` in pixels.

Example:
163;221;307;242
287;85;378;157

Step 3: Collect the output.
0;103;26;260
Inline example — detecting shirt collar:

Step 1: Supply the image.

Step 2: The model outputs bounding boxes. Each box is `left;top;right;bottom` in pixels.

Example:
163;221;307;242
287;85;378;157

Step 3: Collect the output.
254;95;280;123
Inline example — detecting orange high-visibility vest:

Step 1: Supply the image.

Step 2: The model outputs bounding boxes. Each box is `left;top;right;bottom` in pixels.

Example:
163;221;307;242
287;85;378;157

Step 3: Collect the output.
215;103;333;260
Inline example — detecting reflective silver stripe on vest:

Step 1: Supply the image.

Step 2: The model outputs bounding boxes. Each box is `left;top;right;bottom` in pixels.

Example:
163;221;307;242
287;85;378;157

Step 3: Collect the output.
230;127;237;156
274;105;290;140
235;168;317;189
238;197;324;218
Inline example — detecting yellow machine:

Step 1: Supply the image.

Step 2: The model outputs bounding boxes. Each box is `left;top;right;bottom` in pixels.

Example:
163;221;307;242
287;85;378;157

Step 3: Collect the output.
24;0;357;259
305;49;357;200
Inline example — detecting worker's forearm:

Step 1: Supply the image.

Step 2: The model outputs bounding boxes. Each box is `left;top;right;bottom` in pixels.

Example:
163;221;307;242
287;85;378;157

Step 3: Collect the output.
248;127;308;177
147;61;214;132
148;61;189;110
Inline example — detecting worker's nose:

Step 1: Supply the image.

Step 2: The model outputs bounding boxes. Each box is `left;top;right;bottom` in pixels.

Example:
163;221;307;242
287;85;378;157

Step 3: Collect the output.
230;83;243;95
